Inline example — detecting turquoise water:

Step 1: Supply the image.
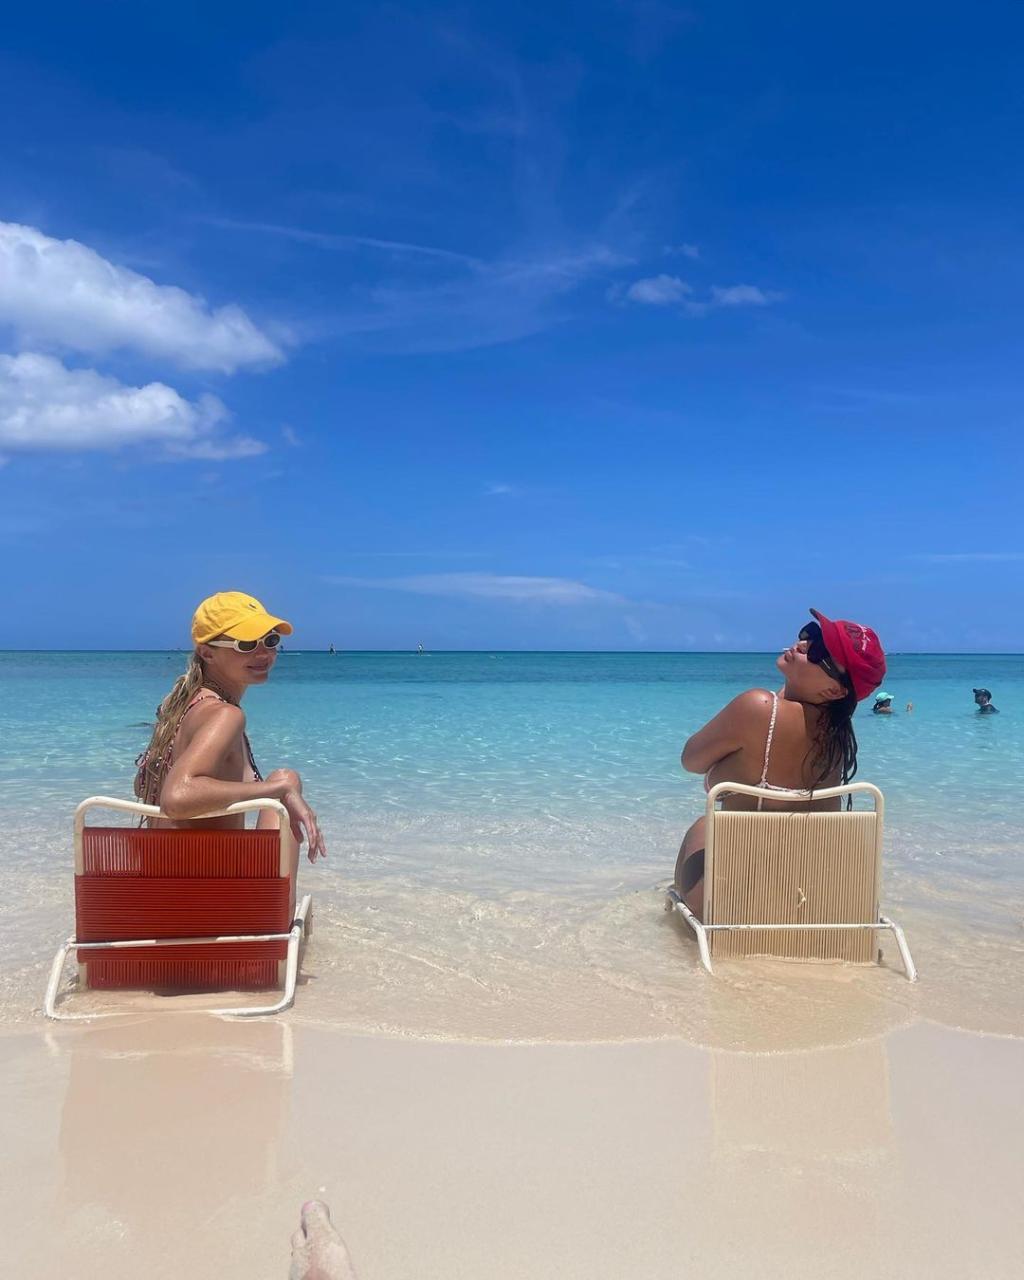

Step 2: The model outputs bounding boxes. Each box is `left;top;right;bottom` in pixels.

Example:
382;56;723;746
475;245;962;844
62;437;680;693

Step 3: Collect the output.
1;650;1022;1042
2;649;1020;818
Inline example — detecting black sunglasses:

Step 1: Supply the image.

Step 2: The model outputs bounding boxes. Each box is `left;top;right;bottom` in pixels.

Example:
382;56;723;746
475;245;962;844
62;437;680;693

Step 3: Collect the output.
798;621;850;687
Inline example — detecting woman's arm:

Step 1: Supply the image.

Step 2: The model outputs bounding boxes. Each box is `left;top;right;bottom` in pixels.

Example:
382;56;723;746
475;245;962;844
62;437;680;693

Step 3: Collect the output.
159;704;327;861
681;690;774;774
159;703;290;818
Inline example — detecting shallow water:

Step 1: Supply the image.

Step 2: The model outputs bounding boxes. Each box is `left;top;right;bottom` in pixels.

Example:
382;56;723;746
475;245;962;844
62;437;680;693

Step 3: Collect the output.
1;650;1022;1044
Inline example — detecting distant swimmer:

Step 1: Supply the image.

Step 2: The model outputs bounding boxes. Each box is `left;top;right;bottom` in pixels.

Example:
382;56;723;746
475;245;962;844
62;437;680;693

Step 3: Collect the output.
872;691;894;715
906;701;914;713
973;687;999;715
328;643;336;655
417;642;424;654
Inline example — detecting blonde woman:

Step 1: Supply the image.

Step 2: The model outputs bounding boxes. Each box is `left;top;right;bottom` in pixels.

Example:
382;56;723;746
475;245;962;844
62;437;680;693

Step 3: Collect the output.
134;591;326;861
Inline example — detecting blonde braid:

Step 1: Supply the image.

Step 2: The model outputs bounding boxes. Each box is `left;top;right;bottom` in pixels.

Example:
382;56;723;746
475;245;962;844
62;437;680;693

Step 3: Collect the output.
133;652;207;806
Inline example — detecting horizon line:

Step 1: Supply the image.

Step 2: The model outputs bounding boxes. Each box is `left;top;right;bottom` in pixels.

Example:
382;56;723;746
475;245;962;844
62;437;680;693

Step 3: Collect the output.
1;648;1021;658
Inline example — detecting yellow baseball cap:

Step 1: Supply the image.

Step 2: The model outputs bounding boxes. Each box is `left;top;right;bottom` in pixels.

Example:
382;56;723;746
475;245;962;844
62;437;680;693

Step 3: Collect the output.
191;591;294;644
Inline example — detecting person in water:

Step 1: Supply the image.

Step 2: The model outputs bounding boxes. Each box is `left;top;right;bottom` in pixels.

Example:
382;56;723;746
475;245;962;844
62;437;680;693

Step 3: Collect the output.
872;690;894;715
973;687;999;715
674;609;885;919
134;591;326;860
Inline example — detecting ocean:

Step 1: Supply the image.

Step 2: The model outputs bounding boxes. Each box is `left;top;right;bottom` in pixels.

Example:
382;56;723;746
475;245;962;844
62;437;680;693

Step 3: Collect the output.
1;650;1021;1045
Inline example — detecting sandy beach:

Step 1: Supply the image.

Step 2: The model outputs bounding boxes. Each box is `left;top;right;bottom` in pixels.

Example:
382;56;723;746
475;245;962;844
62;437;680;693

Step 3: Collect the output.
2;1008;1022;1280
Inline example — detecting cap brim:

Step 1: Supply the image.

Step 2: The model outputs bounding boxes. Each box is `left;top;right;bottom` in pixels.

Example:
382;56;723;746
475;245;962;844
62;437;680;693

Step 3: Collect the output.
224;613;293;641
810;607;852;676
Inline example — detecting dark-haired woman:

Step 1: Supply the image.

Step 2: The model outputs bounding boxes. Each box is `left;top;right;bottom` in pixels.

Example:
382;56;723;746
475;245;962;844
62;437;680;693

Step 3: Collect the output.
674;609;885;919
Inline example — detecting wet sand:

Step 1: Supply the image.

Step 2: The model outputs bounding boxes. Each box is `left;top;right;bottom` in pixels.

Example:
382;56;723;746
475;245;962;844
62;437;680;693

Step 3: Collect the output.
2;1013;1022;1279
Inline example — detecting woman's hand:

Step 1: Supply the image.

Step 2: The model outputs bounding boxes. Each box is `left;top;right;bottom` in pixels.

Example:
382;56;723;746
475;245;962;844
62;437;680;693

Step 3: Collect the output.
266;768;328;863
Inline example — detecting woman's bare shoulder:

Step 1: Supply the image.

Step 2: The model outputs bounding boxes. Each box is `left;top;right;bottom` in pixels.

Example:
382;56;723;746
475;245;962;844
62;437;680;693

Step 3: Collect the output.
708;689;775;740
177;698;246;743
729;688;776;715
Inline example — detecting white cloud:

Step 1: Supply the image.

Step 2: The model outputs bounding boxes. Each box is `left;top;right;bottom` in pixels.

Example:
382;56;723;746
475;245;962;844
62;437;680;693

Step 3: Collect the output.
484;482;517;496
0;352;265;458
707;284;778;307
0;221;283;372
624;274;692;305
324;572;627;605
281;424;302;447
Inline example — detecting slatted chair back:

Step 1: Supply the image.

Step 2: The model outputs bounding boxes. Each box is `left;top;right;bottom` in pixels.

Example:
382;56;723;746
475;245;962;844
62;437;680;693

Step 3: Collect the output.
704;783;883;963
74;799;296;992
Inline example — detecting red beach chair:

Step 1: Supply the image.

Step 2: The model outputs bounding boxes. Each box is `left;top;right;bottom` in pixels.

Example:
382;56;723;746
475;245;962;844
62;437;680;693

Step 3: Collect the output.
44;796;312;1019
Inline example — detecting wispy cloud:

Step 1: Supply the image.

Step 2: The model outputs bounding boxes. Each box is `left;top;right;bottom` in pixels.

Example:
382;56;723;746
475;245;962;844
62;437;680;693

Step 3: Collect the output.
484;482;518;496
322;243;629;353
201;207;630;353
622;274;692;305
707;283;780;308
323;572;628;605
617;275;782;314
909;552;1024;564
587;552;692;570
202;216;484;269
340;550;488;560
281;425;302;447
663;242;700;259
0;221;284;372
166;435;266;461
813;386;926;411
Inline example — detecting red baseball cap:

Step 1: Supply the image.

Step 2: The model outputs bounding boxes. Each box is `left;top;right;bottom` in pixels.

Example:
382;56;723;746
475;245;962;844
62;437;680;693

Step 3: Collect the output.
810;608;886;702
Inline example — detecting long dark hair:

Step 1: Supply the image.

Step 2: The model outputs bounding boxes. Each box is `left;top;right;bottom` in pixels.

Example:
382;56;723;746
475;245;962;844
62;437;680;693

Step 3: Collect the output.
806;686;859;805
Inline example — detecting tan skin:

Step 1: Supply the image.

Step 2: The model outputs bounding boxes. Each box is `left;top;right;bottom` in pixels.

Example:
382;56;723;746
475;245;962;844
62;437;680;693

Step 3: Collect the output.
156;633;327;863
673;631;851;918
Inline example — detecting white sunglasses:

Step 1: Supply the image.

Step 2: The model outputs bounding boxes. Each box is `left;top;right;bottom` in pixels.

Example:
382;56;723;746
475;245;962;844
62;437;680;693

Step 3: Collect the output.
206;631;283;653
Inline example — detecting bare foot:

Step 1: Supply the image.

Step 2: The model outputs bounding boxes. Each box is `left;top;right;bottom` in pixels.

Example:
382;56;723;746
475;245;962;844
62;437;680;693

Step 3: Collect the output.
289;1201;358;1280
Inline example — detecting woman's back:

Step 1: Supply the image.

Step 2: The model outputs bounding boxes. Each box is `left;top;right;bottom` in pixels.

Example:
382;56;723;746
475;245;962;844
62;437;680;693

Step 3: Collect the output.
702;689;842;812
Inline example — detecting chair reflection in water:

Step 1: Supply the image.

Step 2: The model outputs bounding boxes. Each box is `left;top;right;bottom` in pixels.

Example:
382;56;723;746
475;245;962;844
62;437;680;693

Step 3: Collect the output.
45;796;312;1019
667;782;917;980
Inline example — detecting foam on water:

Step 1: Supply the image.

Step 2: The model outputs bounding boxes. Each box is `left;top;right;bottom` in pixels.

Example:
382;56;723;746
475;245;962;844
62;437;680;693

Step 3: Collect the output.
1;651;1022;1046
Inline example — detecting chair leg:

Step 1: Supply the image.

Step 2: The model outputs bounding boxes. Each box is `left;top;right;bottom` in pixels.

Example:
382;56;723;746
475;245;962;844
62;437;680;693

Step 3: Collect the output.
666;889;714;974
43;940;74;1020
879;915;918;982
212;895;313;1018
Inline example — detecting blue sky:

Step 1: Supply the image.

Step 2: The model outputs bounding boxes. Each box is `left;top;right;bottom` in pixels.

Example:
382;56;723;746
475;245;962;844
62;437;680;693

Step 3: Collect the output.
1;1;1022;651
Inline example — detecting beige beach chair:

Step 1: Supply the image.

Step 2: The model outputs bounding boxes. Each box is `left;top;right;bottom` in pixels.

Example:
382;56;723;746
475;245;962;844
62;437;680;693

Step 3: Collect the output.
666;781;916;980
44;796;312;1020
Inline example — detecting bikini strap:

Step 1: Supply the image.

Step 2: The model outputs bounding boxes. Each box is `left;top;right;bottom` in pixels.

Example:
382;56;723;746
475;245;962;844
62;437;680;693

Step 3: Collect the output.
181;690;225;717
756;691;780;812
